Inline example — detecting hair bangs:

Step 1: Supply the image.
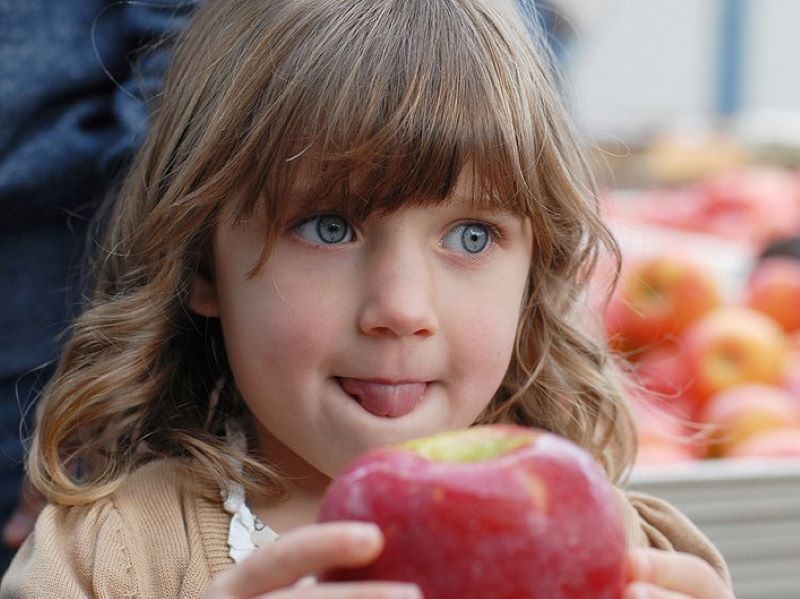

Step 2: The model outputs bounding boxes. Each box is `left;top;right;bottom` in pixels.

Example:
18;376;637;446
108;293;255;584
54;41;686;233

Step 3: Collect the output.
217;0;544;240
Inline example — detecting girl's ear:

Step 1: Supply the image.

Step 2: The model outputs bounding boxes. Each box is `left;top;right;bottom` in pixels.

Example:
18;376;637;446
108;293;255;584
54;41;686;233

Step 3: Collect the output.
188;273;220;317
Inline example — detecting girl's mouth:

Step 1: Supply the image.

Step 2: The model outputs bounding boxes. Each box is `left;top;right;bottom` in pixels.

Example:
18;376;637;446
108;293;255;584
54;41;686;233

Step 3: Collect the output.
337;377;428;418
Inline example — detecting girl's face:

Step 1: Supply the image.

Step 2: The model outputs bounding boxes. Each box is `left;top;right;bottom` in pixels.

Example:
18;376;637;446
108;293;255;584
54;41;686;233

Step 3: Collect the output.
191;174;532;482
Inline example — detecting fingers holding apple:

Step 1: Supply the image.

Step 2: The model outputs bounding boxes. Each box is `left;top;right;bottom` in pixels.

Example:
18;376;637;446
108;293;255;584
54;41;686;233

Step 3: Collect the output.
203;522;422;599
625;548;733;599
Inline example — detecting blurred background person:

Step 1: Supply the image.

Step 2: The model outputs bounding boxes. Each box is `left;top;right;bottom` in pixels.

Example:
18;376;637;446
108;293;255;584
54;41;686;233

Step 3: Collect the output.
0;0;195;573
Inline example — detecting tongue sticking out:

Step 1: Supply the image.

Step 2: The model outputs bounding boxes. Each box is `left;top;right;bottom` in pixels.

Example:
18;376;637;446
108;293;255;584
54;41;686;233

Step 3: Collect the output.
339;378;427;418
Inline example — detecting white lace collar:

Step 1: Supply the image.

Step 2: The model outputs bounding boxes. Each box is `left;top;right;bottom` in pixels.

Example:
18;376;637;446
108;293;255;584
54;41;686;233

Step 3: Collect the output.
222;420;280;564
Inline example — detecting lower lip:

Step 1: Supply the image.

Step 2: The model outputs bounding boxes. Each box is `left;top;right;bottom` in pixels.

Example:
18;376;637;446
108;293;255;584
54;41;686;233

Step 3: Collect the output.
338;378;428;418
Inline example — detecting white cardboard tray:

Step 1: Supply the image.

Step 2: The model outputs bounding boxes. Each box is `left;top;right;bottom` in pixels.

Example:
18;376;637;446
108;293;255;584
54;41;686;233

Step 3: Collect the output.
628;460;800;598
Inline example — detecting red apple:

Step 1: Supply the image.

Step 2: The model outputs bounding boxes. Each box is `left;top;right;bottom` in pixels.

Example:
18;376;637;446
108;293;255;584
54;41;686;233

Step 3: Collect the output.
681;307;789;405
726;428;800;460
700;384;800;458
746;257;800;332
633;344;699;420
605;255;721;355
319;425;626;599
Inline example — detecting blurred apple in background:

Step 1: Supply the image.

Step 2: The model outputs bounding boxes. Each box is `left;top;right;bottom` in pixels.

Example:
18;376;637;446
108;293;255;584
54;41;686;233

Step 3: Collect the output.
605;255;722;355
746;257;800;332
727;428;800;460
631;391;701;468
681;307;789;406
780;344;800;408
634;443;698;468
700;384;800;458
787;330;800;354
604;164;800;468
633;343;698;420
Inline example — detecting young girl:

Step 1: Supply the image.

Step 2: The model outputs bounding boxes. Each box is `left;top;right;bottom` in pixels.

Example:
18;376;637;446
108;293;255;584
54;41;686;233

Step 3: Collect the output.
2;1;734;597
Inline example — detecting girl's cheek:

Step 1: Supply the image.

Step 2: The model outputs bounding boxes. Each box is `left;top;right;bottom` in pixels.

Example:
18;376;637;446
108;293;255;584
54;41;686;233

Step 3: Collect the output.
452;306;518;377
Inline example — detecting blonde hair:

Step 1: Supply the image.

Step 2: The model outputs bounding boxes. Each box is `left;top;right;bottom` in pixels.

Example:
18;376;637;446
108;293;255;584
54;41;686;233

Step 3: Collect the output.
30;0;636;505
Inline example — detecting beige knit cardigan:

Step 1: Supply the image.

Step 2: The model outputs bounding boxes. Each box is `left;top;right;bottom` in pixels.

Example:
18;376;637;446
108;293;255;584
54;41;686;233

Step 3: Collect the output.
1;459;731;598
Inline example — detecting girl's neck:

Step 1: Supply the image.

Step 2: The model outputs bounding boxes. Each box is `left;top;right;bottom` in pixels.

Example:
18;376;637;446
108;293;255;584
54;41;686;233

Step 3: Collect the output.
248;425;331;534
249;486;325;534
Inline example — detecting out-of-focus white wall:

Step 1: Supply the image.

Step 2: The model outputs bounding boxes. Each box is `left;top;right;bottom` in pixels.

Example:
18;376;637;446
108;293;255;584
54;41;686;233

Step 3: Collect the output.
563;0;800;135
745;0;800;113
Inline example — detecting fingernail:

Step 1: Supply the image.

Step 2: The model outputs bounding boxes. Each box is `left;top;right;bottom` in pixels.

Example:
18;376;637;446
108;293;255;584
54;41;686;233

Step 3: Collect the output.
391;584;422;599
350;522;382;549
623;582;650;599
632;585;650;599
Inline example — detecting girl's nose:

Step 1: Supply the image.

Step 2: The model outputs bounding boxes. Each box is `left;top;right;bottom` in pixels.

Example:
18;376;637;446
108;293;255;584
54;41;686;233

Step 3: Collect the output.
357;245;440;339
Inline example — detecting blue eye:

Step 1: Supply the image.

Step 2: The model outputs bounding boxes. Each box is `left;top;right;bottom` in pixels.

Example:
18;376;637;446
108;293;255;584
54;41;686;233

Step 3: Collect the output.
293;214;355;245
442;223;491;254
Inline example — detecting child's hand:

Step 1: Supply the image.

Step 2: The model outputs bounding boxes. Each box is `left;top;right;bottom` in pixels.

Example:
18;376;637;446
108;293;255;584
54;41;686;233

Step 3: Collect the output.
625;548;734;599
202;521;423;598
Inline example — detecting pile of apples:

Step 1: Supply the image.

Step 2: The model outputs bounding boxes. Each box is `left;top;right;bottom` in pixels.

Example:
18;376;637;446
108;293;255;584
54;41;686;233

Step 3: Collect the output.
610;167;800;247
606;241;800;469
